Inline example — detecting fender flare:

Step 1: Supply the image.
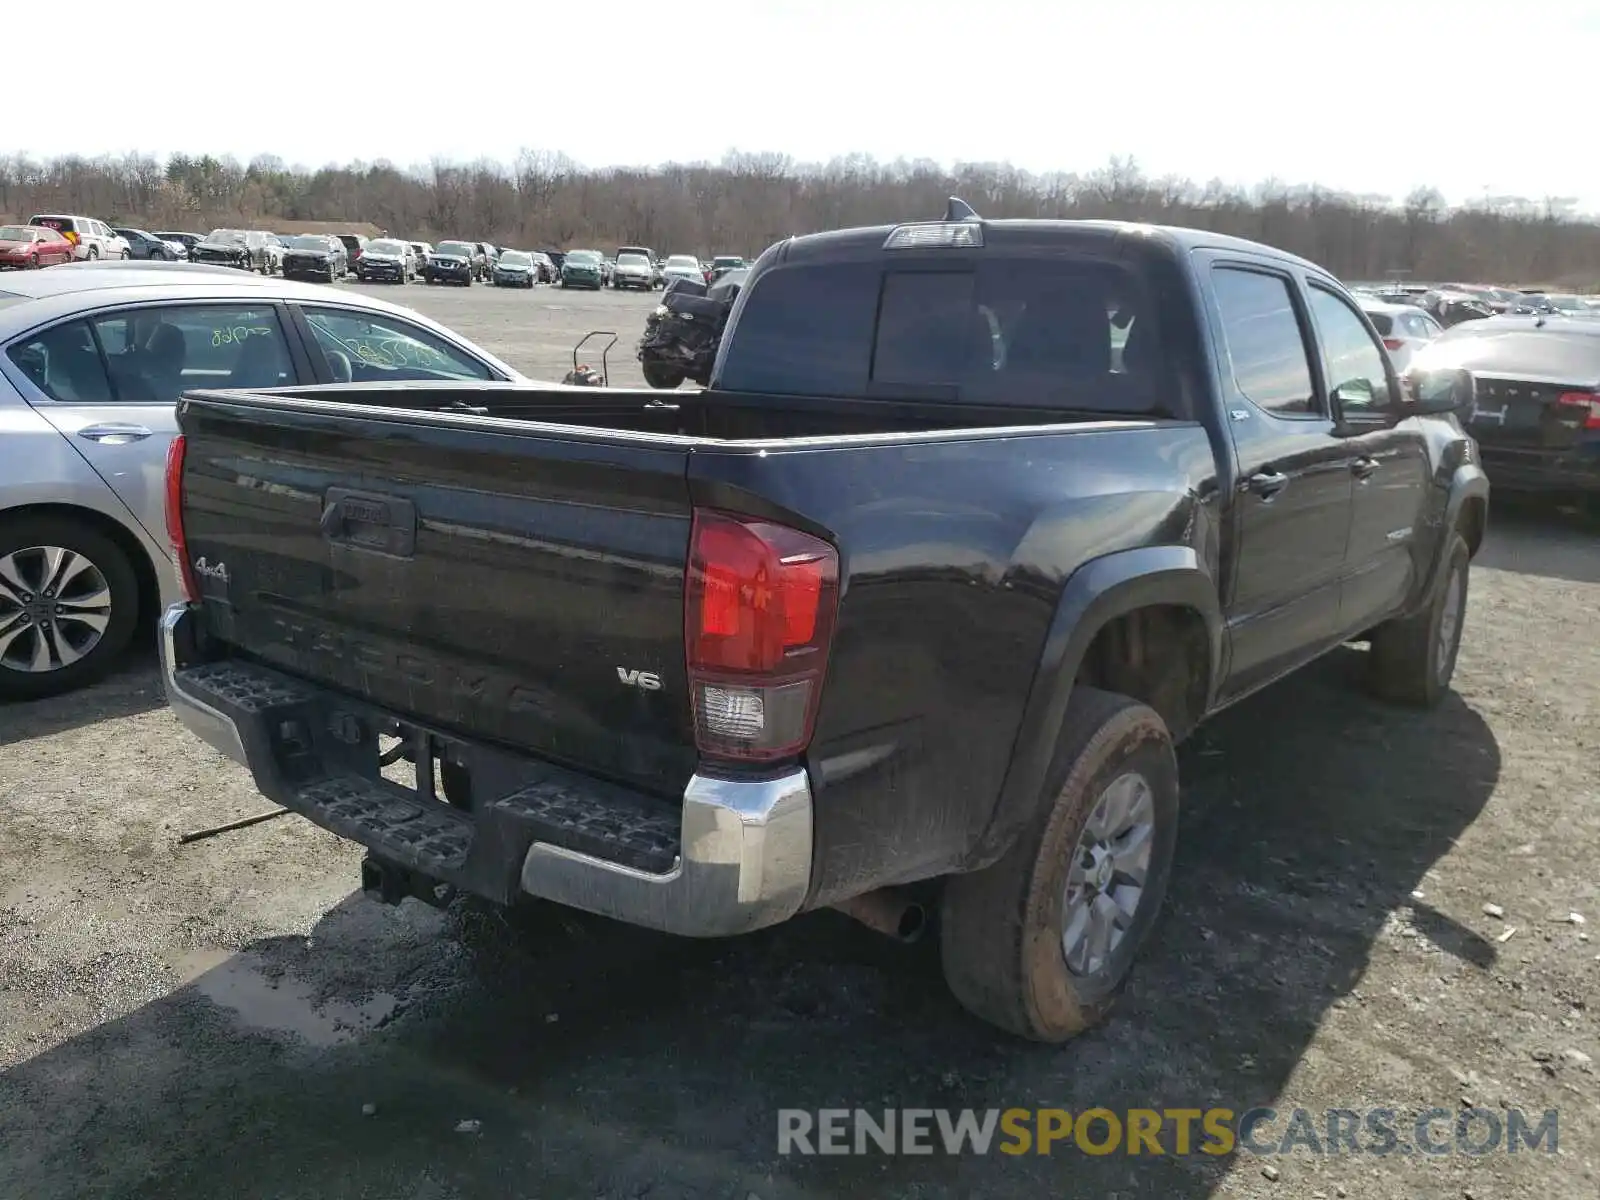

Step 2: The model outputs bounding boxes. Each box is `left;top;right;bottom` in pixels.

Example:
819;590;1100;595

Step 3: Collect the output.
967;544;1225;867
1420;464;1489;601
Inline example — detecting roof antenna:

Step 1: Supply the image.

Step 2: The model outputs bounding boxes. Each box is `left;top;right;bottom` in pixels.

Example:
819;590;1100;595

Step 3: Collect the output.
944;196;980;222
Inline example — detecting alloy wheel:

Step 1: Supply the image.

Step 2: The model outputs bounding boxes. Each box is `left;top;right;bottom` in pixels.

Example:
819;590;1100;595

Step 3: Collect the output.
1060;771;1156;978
0;545;114;674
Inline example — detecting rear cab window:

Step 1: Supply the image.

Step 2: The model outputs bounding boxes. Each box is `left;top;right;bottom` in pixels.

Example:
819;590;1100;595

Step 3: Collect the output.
716;252;1174;415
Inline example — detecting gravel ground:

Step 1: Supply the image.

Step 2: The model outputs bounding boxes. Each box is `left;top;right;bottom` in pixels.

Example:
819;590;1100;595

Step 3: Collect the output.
1;283;1597;1198
355;275;669;388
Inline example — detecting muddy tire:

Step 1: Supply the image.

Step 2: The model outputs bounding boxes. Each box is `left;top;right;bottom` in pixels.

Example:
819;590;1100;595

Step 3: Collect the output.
1368;530;1470;708
940;686;1180;1042
0;514;140;701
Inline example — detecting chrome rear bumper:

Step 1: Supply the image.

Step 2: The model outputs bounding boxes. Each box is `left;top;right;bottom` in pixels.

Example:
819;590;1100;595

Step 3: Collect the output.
159;602;813;936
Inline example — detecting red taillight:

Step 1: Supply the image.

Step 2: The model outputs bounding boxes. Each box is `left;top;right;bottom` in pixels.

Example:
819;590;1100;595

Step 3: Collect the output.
164;434;200;602
1382;338;1405;352
1556;391;1600;430
684;509;839;762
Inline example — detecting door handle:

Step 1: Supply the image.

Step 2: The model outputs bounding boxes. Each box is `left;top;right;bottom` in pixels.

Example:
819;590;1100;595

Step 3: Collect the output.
1247;470;1290;499
77;423;153;444
1351;456;1379;480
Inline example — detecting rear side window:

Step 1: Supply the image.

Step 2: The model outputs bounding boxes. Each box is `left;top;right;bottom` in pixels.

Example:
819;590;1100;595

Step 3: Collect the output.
1211;267;1317;416
6;320;113;403
90;305;295;399
1364;311;1395;336
720;257;1164;412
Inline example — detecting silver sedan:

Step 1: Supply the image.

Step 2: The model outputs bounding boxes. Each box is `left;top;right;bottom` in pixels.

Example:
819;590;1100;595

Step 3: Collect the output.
0;261;526;699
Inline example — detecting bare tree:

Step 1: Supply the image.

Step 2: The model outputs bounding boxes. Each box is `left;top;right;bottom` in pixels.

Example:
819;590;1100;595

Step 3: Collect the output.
2;149;1599;288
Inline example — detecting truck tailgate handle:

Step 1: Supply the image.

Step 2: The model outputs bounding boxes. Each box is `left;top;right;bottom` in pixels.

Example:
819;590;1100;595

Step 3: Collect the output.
1351;456;1379;480
320;488;417;557
1247;470;1289;499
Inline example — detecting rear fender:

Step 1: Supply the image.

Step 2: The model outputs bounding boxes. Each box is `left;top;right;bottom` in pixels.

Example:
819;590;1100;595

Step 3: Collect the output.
967;545;1224;867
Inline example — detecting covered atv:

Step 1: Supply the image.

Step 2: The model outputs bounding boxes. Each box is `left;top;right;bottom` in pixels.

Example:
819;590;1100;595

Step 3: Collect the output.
637;269;748;389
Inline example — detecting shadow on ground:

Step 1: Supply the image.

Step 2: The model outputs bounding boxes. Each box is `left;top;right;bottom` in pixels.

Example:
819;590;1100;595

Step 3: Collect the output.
1473;494;1600;585
0;651;163;744
0;648;1500;1200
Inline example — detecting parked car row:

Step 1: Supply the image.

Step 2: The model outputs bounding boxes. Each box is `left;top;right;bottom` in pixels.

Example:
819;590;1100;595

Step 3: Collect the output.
9;214;757;301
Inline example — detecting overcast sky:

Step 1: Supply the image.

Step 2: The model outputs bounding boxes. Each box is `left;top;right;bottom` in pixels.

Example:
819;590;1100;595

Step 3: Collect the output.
8;0;1593;211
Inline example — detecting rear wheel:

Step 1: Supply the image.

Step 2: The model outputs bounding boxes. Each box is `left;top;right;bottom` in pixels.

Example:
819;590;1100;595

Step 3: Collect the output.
1367;530;1470;708
0;516;140;701
940;686;1180;1041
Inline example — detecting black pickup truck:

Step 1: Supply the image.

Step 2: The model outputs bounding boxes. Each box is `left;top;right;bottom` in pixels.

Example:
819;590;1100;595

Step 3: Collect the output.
159;202;1488;1042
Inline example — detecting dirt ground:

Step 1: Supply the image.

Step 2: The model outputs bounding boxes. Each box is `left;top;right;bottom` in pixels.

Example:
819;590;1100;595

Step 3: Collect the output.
1;283;1597;1198
386;276;669;388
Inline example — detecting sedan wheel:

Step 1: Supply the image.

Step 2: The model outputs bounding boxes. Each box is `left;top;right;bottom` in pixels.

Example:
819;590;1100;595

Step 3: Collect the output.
0;519;139;700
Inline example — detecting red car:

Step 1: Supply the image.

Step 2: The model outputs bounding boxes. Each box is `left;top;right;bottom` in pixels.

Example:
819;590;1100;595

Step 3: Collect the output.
0;223;74;269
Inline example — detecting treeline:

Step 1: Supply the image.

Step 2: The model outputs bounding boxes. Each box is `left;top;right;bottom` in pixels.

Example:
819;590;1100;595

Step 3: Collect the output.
1;149;1596;286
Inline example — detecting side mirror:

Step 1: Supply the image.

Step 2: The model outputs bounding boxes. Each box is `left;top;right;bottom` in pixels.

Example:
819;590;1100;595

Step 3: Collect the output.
1404;367;1474;415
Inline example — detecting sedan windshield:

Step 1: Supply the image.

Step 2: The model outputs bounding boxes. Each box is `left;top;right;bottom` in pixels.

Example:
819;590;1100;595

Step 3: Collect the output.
566;250;600;264
436;241;473;256
499;251;533;266
206;230;247;245
285;235;332;250
368;239;408;255
666;256;699;269
0;226;36;241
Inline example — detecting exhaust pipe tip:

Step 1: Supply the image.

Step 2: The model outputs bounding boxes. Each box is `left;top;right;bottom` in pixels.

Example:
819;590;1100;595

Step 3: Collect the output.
893;902;928;943
832;889;928;944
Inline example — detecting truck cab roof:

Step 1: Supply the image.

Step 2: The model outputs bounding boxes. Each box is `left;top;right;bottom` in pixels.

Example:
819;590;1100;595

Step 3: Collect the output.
765;214;1329;278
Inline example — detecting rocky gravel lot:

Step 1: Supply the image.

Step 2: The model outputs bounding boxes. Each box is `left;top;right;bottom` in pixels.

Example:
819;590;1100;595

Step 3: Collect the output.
1;281;1597;1199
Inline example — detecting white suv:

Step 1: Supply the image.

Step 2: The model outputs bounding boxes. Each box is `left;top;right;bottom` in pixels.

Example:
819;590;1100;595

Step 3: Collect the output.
27;214;131;262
